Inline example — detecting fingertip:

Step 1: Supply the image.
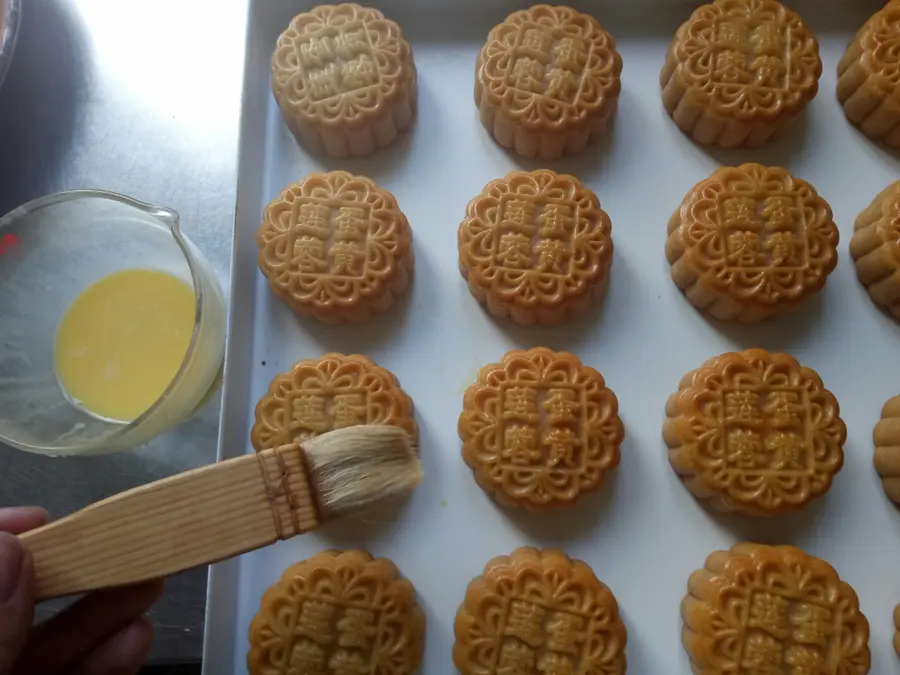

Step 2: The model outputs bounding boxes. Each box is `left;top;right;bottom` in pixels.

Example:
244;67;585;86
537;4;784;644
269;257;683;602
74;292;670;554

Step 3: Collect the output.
126;617;155;655
0;533;34;674
112;618;154;674
76;618;154;675
0;532;31;603
114;618;155;670
29;506;49;522
0;507;49;534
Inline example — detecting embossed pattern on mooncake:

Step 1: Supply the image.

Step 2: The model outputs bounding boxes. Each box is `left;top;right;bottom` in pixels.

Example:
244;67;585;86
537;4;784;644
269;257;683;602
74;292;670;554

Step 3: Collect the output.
459;348;623;511
849;181;900;319
454;547;627;675
661;0;821;148
666;164;839;323
257;171;413;325
664;349;846;516
475;5;622;160
248;550;425;675
838;1;900;146
458;170;614;326
873;395;900;503
682;544;870;675
251;353;417;452
271;4;416;157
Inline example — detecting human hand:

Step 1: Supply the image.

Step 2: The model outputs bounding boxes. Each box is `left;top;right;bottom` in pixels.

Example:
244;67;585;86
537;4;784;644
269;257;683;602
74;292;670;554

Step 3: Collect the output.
0;507;163;675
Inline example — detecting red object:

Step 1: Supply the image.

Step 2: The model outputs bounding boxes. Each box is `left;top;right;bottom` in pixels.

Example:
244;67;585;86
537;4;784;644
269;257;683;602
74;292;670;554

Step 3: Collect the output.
0;233;20;255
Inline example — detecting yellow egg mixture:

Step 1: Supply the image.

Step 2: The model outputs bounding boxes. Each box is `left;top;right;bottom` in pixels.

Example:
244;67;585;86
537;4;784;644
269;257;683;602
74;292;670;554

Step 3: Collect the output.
54;269;195;422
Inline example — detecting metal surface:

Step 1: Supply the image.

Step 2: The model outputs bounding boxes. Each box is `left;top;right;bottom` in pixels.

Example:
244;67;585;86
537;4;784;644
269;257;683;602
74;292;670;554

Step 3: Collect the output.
0;0;246;662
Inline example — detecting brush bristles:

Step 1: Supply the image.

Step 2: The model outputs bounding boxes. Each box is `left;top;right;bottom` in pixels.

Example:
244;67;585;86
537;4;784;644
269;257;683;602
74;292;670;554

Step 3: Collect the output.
301;425;422;521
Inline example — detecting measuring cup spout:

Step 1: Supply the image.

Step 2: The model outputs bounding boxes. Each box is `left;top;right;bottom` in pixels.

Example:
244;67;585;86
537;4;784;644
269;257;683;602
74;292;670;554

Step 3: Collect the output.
143;205;181;235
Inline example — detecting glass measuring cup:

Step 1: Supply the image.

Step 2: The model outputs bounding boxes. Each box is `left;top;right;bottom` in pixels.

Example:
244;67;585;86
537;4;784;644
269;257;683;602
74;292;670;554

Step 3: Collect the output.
0;190;226;455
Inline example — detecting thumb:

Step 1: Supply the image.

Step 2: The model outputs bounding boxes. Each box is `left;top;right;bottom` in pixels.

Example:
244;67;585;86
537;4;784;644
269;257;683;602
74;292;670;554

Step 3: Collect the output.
0;534;33;675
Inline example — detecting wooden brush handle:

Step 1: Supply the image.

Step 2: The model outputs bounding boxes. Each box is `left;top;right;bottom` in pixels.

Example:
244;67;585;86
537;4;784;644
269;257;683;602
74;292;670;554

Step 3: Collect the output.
19;445;318;600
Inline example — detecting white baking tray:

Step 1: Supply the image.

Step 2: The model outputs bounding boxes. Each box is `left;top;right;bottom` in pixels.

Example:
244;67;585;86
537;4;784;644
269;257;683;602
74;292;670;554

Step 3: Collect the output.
204;1;900;672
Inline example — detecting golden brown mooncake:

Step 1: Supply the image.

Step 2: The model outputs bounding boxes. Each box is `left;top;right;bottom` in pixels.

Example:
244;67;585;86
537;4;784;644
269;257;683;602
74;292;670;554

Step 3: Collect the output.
250;353;417;452
248;550;425;675
458;169;614;327
661;0;821;148
454;547;627;675
895;604;900;657
666;163;839;323
664;349;845;516
257;172;413;325
874;395;900;503
475;5;622;161
838;1;900;147
849;181;900;319
459;348;623;511
271;4;416;158
682;543;870;674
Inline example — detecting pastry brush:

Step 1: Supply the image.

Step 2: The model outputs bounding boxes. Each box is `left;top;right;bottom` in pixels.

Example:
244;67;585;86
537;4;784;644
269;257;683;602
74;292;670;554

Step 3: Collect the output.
19;425;421;600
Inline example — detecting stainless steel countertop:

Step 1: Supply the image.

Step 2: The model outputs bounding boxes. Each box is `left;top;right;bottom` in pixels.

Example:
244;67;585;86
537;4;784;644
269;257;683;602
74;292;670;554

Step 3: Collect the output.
0;0;246;662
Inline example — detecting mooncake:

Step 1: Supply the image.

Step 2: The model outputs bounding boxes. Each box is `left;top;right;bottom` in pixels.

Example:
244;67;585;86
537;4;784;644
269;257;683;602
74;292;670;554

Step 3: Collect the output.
661;0;821;148
849;181;900;319
257;172;413;324
664;349;845;516
454;547;626;675
475;5;622;160
459;348;623;511
682;543;870;674
271;4;416;157
248;550;425;675
838;1;900;147
251;353;417;451
459;169;613;326
666;164;839;323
